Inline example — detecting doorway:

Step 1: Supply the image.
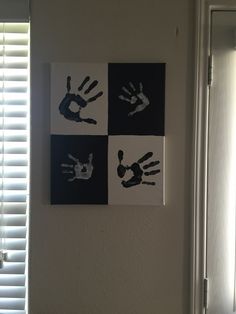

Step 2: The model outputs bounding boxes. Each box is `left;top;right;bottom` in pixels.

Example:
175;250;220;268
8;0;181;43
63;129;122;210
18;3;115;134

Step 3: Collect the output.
192;3;236;314
207;10;236;314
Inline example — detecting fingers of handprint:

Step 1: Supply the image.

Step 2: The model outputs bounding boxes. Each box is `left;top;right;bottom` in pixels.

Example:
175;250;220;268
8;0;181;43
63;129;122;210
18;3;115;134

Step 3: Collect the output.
61;163;73;168
118;95;131;103
67;76;71;92
129;81;136;91
62;170;73;174
68;177;76;182
144;169;160;176
117;150;126;178
143;160;160;169
78;77;103;103
142;181;156;185
119;83;140;105
68;154;78;162
137;152;153;164
87;91;103;103
78;76;90;91
118;150;124;163
122;86;132;95
139;82;143;92
128;109;136;116
84;80;98;94
88;153;93;163
81;117;97;125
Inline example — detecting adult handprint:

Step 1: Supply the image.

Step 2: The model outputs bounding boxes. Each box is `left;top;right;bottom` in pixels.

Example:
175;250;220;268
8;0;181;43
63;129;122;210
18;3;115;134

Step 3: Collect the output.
117;150;160;188
118;82;150;116
59;76;103;124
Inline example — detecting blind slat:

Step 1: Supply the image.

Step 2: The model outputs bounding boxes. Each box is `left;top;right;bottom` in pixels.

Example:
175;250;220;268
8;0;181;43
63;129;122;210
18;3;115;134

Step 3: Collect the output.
0;275;25;286
0;262;25;274
0;173;27;180
0;298;24;310
2;215;26;226
1;310;26;314
0;146;27;154
0;287;25;298
0;88;27;94
3;227;26;238
0;100;27;106
0;310;25;314
0;113;27;119
0;179;27;190
5;251;26;263
3;239;26;251
0;195;27;203
0;157;28;166
0;24;29;32
1;203;26;215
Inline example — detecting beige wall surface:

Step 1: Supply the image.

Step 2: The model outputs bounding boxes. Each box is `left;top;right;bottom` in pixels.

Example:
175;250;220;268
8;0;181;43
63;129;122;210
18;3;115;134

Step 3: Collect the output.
30;0;194;313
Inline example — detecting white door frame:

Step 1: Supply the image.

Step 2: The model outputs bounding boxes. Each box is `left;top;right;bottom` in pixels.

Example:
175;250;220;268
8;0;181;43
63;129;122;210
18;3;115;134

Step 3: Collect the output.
191;1;236;314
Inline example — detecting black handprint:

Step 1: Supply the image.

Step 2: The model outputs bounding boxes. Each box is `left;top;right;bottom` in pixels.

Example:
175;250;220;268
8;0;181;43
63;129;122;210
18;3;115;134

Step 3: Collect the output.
118;82;150;116
59;76;103;124
117;150;160;188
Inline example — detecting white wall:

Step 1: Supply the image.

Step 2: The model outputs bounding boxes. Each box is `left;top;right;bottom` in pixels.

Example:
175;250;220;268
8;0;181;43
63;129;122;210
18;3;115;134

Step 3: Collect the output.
30;0;194;313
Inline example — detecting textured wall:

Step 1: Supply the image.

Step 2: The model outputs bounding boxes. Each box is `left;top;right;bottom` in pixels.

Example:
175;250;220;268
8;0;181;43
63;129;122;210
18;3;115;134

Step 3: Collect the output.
29;0;194;313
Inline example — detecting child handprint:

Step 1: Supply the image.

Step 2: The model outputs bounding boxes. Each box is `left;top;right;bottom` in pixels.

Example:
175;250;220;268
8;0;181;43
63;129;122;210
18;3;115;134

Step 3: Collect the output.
117;150;160;188
59;76;103;124
118;82;150;116
61;153;94;181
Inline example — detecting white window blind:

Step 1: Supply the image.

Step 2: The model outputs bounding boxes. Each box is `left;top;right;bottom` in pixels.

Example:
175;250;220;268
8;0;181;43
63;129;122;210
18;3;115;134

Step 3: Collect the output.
0;23;29;314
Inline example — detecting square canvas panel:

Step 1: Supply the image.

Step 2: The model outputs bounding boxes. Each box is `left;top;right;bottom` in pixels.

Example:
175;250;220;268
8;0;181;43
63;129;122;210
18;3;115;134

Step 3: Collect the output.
50;62;165;205
51;135;108;204
51;63;108;135
108;63;165;135
108;136;164;205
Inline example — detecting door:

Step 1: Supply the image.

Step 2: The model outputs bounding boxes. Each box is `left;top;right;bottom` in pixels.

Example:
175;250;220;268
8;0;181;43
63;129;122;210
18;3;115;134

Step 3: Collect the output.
207;10;236;314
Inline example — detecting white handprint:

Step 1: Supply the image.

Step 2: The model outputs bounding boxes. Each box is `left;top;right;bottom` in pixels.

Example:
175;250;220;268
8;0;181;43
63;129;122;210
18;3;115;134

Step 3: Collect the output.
61;153;94;181
118;82;150;116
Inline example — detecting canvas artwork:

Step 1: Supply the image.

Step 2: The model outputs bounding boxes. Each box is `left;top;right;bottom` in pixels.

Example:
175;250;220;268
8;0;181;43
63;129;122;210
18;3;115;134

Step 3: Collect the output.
108;136;164;205
50;63;165;205
51;135;108;204
51;63;108;135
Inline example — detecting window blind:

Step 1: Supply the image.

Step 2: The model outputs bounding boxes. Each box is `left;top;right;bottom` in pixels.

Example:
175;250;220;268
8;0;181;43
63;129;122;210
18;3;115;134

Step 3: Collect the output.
0;22;29;314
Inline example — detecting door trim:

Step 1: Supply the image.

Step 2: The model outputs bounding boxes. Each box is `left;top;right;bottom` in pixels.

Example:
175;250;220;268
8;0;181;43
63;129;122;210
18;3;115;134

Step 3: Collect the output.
191;1;236;314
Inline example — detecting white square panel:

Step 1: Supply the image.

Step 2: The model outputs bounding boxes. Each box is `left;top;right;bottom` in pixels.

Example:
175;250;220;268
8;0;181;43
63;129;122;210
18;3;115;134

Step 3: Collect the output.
51;63;108;135
108;135;164;205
